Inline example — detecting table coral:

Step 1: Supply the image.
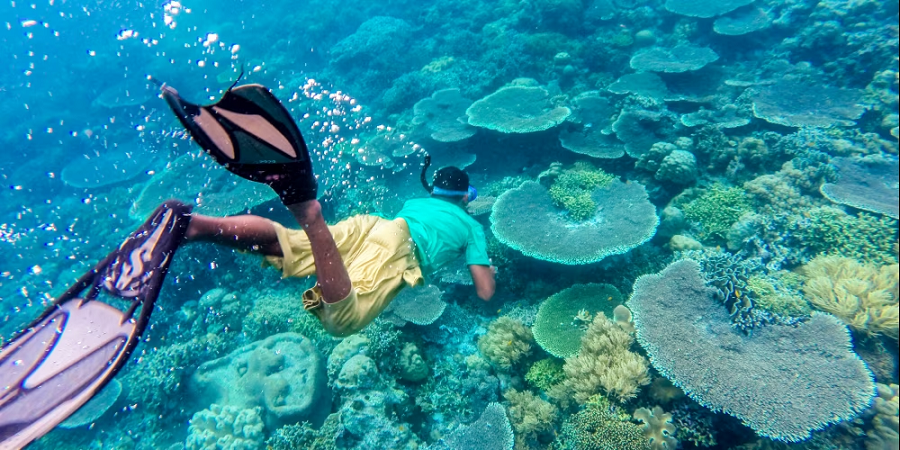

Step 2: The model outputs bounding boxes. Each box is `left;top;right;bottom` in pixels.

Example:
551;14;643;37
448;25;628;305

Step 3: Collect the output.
412;88;476;142
427;403;514;450
130;152;276;220
491;179;658;264
800;255;899;339
466;85;571;133
559;91;625;159
533;283;624;358
630;45;719;73
713;7;771;35
821;156;900;220
751;80;867;128
629;259;876;442
664;0;752;18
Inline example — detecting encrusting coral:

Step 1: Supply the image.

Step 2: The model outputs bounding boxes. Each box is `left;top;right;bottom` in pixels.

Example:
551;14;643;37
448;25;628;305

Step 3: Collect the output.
477;316;535;371
800;255;899;339
562;313;650;403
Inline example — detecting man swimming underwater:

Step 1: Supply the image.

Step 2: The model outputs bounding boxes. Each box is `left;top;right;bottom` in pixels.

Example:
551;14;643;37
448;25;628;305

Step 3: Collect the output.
160;82;496;337
0;82;495;449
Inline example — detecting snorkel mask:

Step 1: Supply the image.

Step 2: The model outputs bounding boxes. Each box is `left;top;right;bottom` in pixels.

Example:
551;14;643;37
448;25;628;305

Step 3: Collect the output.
420;154;477;201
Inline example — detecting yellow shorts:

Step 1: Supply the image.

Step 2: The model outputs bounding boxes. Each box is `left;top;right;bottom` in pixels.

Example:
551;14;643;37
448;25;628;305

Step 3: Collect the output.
265;215;423;337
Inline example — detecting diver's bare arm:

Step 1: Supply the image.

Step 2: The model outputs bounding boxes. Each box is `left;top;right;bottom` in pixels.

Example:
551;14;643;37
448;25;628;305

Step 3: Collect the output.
286;200;352;303
469;264;496;301
186;214;283;256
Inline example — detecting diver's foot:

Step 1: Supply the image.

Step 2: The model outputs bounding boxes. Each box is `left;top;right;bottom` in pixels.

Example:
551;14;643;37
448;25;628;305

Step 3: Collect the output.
262;165;318;206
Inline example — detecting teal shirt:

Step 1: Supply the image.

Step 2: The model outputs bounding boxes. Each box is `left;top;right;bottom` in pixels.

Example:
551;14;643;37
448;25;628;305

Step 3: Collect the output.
395;197;491;277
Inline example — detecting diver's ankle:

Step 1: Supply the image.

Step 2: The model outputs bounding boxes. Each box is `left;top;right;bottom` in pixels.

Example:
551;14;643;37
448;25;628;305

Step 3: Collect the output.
287;200;322;226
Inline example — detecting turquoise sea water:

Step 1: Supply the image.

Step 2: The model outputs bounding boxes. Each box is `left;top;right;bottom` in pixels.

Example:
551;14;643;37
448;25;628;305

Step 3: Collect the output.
0;0;898;449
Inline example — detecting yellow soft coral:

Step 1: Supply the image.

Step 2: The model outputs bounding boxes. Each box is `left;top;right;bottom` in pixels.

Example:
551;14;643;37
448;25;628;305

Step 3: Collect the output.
800;256;899;339
563;313;650;403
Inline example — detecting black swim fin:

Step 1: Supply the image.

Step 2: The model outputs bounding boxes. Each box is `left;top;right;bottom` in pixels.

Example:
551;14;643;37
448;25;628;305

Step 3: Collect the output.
160;83;317;205
0;200;192;450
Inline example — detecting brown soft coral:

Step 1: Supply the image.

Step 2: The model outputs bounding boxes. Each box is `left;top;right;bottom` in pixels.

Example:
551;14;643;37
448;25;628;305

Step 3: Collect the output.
866;383;899;450
633;406;678;450
477;317;535;371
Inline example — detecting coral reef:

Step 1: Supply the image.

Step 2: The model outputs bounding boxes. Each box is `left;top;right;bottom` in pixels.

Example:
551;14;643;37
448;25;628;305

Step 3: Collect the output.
821;156;899;219
553;396;651;450
190;333;330;429
548;163;615;221
533;283;624;358
185;404;265;450
477;316;535;371
525;358;566;392
800;255;899;339
630;45;719;73
562;313;650;403
682;184;753;240
503;388;559;446
427;403;514;450
633;406;678;450
865;383;899;450
751;80;867;128
491;180;658;264
466;84;571;133
629;260;876;442
382;284;447;326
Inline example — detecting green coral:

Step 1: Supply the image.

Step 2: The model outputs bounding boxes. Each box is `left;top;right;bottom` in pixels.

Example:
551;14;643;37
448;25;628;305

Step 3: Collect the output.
526;358;566;391
477;317;535;371
745;275;812;318
789;206;898;265
533;283;624;358
553;396;651;450
549;163;616;221
682;184;753;240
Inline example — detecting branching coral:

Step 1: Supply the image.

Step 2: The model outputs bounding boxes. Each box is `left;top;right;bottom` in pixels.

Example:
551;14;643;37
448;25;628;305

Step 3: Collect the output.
563;313;650;403
788;206;898;265
526;358;566;392
682;184;753;240
477;317;535;371
800;255;899;339
553;396;651;450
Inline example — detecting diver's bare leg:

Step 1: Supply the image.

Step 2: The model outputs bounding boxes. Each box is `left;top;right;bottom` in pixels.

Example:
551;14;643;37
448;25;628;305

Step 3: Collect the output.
185;214;283;256
286;200;352;304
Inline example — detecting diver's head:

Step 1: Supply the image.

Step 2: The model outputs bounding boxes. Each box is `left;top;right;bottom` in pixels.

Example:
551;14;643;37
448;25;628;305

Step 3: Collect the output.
431;166;475;203
420;155;477;204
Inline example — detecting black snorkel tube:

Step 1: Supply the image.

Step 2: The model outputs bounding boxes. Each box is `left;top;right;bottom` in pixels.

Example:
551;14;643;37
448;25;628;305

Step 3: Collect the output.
419;153;478;200
420;153;434;193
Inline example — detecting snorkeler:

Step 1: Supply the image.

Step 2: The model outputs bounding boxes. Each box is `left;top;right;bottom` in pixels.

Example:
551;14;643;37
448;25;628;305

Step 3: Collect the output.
159;82;496;336
0;81;494;449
